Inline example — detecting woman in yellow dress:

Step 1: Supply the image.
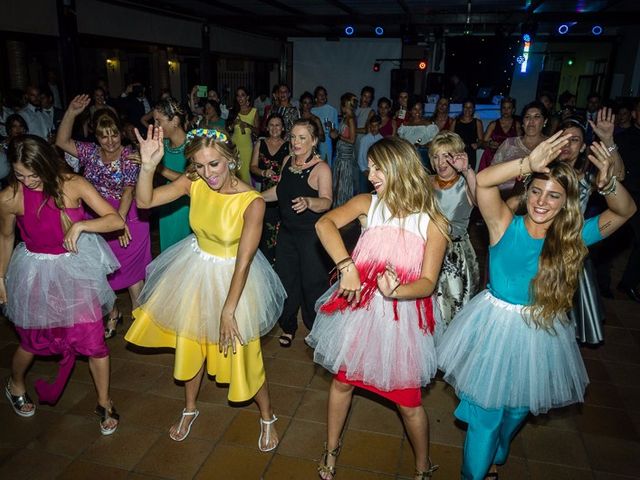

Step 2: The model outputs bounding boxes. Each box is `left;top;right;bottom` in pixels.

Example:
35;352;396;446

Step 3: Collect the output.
228;87;259;184
126;126;286;448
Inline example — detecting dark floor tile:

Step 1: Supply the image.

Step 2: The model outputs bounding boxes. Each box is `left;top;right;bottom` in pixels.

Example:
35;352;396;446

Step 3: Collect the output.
583;433;640;476
575;405;639;441
0;448;71;479
133;435;214;480
79;423;160;470
58;459;129;479
528;461;594;479
195;444;271;480
520;425;590;468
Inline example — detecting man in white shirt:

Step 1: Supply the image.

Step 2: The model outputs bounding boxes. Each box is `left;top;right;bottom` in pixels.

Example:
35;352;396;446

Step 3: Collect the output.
357;114;383;193
19;86;52;139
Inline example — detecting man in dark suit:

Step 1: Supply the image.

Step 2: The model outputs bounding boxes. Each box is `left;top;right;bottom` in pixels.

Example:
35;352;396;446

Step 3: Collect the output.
39;87;64;139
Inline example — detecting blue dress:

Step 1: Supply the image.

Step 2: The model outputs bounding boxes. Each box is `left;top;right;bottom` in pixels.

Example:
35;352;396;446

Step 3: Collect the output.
437;214;602;479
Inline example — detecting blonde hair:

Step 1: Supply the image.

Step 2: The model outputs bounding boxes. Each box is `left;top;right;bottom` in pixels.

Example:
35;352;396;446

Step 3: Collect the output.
183;135;240;181
367;137;450;240
526;162;587;329
428;131;466;170
94;110;120;138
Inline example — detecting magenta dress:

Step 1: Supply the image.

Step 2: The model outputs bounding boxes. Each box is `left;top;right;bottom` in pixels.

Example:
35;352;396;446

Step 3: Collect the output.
75;142;151;290
478;119;518;171
5;186;119;404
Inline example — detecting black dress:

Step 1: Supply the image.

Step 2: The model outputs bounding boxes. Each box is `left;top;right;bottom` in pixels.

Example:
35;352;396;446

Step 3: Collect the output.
257;139;289;264
275;161;329;335
454;118;480;170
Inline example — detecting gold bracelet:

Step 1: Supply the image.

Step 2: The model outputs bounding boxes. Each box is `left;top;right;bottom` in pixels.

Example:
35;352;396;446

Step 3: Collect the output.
336;256;353;269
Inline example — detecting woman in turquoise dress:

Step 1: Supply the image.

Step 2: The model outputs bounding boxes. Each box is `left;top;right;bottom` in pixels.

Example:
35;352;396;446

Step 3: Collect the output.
152;98;192;251
437;132;636;479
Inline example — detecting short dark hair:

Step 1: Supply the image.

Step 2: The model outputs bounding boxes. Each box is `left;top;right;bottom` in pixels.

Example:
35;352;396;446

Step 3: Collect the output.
521;100;548;119
361;86;375;100
369;114;382;124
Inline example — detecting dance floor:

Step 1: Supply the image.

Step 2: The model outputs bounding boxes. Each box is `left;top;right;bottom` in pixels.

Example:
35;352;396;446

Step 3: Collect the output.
1;222;639;479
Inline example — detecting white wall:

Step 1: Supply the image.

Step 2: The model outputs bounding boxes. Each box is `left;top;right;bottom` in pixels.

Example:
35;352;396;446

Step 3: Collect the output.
289;37;402;104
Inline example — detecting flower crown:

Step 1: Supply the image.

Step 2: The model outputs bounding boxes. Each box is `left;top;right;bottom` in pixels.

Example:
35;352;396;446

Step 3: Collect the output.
185;128;229;143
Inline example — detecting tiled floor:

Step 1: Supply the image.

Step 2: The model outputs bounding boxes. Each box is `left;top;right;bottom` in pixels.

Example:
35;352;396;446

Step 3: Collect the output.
1;224;640;479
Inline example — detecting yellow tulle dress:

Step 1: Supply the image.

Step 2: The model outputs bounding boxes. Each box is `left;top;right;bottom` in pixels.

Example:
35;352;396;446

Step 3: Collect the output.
125;179;286;401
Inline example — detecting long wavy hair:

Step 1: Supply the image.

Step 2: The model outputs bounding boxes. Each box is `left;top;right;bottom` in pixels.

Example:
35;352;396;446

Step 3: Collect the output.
526;162;588;329
183;133;240;182
8;135;73;232
367;137;450;240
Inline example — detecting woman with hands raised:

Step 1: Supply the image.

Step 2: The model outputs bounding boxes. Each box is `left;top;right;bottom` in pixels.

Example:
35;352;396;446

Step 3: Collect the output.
1;135;123;434
124;126;286;449
56;94;151;339
307;137;449;480
437;131;636;480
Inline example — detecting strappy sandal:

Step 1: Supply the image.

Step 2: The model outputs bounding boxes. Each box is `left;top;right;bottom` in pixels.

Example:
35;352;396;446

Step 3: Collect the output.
169;408;200;442
318;441;342;480
5;379;35;417
94;402;119;435
104;313;123;339
258;414;279;452
278;333;294;348
415;457;439;478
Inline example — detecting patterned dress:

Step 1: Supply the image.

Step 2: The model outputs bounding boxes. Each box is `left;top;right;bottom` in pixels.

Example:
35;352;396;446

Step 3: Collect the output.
75;142;151;290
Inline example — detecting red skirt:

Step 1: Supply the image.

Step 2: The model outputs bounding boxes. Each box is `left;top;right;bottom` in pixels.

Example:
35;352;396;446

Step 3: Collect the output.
335;370;422;407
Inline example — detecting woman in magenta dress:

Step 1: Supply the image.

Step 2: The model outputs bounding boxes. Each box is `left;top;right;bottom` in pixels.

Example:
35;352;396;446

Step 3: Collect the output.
1;135;123;434
57;95;152;338
308;137;449;480
478;97;521;171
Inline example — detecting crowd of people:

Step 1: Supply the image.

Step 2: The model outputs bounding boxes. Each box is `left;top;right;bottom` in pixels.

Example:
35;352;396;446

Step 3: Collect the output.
0;78;639;479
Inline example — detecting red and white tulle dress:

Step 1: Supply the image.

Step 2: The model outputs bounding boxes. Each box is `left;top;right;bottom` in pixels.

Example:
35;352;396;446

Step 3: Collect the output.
306;195;439;407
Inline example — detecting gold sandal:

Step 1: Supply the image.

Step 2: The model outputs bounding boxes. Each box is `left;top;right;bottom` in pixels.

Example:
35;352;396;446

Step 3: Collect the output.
318;441;342;480
415;457;439;478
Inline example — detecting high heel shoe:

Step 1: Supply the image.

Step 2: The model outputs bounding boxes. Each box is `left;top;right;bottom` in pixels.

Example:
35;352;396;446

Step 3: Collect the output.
104;313;123;339
415;457;439;478
95;401;119;435
318;441;342;479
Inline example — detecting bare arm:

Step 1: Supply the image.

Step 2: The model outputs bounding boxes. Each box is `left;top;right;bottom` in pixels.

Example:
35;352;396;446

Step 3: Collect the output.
589;107;625;181
249;140;265;178
483;121;496;145
587;141;636;238
340;117;356;144
477;131;571;244
378;220;448;299
219;197;265;354
449;152;477;205
134;126;191;208
294;161;332;213
56;94;91;158
261;156;290;202
0;189;17;302
315;194;372;304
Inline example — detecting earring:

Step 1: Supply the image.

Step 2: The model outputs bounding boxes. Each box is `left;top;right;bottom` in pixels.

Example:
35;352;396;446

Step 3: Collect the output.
228;161;237;170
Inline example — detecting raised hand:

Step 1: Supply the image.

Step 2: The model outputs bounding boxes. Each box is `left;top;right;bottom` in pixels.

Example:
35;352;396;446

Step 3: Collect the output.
588;141;615;189
527;131;572;174
447;152;469;173
589;107;615;144
67;94;91;115
134;125;164;171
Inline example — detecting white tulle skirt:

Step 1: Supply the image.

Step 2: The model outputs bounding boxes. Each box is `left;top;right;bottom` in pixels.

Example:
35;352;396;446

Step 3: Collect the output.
306;284;438;391
437;290;589;415
5;233;120;329
136;235;286;344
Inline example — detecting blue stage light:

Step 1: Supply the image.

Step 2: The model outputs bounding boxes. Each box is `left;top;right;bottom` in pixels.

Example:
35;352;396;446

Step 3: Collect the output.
522;33;531;42
345;26;354;36
375;26;384;36
592;25;603;36
558;24;569;35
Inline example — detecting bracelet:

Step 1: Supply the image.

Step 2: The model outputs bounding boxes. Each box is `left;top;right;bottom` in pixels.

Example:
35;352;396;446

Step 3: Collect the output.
335;256;353;270
338;260;355;272
606;144;618;153
517;156;530;181
598;176;617;196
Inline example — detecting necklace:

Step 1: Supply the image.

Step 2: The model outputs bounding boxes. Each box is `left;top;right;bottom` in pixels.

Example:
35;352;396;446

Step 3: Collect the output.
436;175;459;189
288;153;315;175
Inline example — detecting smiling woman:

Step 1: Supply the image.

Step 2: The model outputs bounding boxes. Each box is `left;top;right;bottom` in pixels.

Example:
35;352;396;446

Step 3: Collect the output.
437;131;637;480
125;126;286;449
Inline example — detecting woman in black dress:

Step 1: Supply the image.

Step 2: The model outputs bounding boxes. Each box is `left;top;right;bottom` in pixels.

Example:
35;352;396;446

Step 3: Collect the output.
261;118;333;347
250;113;289;264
